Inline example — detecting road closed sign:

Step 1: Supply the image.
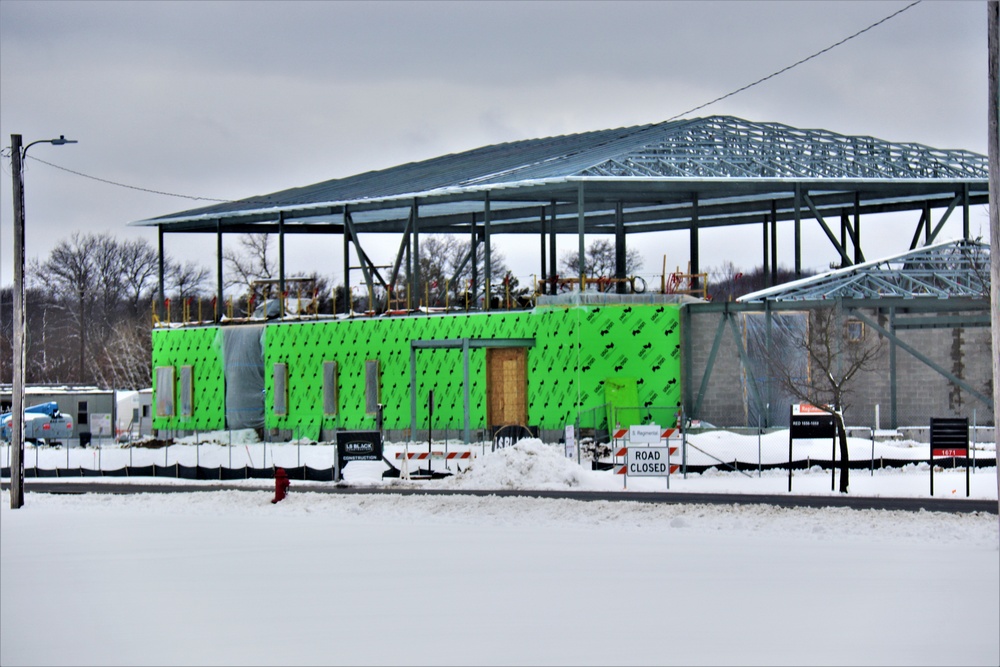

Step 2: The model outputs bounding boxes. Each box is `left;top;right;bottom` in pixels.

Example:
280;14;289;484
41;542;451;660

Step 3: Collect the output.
626;447;671;476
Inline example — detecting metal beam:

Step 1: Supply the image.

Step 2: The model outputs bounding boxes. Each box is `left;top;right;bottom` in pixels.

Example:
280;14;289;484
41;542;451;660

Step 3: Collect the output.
927;194;961;243
851;310;994;409
802;192;849;267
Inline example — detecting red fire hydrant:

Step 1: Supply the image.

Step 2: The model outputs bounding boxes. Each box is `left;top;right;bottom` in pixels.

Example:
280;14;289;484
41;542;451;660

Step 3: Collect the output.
271;467;290;504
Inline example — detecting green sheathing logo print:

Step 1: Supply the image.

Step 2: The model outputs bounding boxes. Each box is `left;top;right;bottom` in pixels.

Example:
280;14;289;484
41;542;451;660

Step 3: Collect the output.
151;304;681;438
151;326;226;431
530;304;682;429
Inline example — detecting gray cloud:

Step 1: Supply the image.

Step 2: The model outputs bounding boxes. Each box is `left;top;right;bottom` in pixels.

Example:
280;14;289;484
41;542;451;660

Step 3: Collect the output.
0;0;991;286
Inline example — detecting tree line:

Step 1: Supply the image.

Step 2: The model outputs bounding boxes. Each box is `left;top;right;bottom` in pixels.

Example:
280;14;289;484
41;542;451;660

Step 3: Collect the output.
0;232;211;389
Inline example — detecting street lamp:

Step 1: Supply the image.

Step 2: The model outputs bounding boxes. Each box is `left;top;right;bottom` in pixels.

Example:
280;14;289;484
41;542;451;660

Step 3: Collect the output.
9;134;77;509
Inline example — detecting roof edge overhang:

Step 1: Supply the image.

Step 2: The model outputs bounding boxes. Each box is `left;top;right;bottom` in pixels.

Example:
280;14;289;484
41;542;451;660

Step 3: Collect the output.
130;175;989;230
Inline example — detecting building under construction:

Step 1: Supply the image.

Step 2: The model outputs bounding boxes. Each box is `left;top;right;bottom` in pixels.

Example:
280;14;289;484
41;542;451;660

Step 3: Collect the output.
133;115;993;441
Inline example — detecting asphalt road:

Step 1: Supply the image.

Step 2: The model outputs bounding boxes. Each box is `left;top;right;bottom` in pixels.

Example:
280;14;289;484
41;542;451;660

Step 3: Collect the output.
3;480;996;514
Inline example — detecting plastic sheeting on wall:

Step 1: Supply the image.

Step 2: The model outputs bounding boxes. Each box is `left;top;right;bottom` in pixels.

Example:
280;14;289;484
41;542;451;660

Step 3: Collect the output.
742;311;808;427
223;325;266;430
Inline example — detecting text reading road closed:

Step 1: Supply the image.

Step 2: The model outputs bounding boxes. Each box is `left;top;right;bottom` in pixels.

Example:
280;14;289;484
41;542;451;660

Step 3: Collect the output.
626;447;671;476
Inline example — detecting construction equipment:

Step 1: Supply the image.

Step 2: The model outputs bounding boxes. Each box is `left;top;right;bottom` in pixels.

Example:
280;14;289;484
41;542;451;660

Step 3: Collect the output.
0;401;74;445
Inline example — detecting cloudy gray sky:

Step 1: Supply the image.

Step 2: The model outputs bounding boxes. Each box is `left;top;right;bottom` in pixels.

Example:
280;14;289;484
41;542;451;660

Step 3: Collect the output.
0;0;992;290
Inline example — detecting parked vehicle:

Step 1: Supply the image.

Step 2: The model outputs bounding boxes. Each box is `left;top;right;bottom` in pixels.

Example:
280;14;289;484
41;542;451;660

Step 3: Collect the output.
0;401;74;445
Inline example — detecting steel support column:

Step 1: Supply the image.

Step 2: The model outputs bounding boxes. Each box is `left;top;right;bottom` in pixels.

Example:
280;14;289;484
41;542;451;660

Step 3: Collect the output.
158;225;165;313
342;209;350;314
690;193;700;290
484;193;492;310
615;201;626;294
549;201;558;294
216;221;223;321
578;183;586;291
854;192;863;264
962;183;970;240
470;214;478;305
278;211;285;311
539;207;547;294
889;307;898;428
794;184;802;278
762;213;770;287
770;200;778;286
411;199;420;308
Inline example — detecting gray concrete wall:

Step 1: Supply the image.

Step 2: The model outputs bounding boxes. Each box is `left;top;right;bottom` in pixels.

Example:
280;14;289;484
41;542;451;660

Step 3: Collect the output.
684;307;995;430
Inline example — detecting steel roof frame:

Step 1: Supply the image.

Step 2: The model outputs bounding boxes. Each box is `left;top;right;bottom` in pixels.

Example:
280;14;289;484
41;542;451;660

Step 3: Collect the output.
133;116;989;320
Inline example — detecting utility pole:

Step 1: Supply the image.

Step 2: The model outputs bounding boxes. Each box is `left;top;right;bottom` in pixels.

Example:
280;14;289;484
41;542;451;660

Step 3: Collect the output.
8;133;77;509
986;1;999;521
10;134;26;509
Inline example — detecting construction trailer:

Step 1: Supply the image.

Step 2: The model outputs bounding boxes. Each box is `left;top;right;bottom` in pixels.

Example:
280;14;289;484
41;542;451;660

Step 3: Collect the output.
0;385;116;444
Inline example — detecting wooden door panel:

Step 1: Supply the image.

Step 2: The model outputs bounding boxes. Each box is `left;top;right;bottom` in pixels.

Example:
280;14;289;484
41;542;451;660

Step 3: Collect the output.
487;348;526;426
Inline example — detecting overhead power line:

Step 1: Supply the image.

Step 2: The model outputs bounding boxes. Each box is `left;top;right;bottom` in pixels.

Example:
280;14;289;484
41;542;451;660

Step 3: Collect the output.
26;155;238;203
666;0;923;122
15;0;924;205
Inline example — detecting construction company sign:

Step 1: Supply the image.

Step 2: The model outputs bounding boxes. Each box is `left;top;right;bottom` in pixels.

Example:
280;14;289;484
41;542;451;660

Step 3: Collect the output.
336;430;383;466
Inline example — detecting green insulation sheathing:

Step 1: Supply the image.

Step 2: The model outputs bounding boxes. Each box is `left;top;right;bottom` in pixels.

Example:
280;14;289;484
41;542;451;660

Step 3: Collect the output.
152;304;681;437
151;326;226;431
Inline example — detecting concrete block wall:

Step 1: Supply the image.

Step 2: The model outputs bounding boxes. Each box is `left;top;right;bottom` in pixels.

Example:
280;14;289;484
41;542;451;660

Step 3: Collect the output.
684;306;995;430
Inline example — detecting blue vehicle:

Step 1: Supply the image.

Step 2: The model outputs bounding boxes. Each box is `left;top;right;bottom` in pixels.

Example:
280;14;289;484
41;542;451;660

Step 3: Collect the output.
0;402;74;445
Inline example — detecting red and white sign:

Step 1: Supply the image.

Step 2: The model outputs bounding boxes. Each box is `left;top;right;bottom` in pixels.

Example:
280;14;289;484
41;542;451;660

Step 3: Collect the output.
932;448;966;457
395;451;472;460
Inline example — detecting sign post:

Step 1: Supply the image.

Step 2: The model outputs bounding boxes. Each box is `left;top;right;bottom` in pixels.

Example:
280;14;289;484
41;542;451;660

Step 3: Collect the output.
564;424;576;461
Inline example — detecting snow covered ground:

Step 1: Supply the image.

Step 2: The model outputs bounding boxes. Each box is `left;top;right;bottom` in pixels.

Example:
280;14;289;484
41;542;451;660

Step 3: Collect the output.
2;433;998;666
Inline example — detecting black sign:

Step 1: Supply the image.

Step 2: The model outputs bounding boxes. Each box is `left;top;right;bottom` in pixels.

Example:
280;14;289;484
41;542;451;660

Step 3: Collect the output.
929;418;969;457
491;424;537;452
789;408;836;439
336;430;384;471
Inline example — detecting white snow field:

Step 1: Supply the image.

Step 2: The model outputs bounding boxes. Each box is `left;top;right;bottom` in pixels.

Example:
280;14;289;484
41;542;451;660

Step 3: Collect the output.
2;434;998;666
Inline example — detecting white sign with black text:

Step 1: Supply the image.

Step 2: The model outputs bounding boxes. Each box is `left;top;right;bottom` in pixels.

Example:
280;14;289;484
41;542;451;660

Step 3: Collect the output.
628;424;661;444
625;446;672;476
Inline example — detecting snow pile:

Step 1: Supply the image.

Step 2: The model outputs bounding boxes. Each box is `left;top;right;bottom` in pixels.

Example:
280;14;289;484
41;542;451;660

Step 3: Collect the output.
174;429;261;446
445;438;589;490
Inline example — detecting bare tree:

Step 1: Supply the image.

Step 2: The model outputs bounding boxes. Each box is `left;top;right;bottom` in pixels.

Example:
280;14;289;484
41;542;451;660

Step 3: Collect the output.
27;232;186;386
92;320;152;390
119;238;161;316
766;303;885;493
223;233;275;293
407;235;511;308
559;238;643;279
167;259;212;302
32;232;99;381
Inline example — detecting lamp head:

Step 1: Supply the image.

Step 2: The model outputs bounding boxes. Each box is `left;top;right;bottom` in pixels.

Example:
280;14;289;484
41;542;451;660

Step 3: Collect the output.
49;135;77;146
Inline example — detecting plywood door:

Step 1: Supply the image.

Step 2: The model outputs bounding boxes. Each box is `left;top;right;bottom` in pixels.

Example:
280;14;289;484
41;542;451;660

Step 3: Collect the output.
486;347;527;427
